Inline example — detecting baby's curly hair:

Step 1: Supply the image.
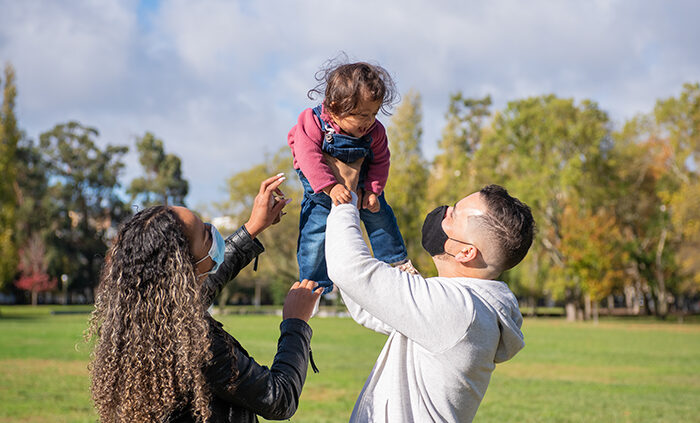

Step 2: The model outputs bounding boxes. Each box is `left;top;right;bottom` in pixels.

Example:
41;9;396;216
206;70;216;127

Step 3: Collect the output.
86;206;212;422
308;54;399;117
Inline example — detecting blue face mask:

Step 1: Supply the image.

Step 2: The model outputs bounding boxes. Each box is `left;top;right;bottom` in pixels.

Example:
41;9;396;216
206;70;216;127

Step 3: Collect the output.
195;223;225;277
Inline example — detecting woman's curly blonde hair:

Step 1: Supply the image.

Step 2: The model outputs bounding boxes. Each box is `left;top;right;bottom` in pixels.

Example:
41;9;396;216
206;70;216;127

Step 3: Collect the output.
86;206;212;422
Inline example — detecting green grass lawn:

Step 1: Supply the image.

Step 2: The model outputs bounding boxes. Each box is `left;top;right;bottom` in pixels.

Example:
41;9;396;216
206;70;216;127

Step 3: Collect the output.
1;306;699;423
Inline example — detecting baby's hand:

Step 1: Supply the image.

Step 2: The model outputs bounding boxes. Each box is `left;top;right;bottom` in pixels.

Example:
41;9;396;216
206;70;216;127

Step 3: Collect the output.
362;191;380;213
328;183;353;205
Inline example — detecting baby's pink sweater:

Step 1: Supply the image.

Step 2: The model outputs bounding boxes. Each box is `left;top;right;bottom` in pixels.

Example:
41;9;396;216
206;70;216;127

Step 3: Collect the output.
287;106;390;195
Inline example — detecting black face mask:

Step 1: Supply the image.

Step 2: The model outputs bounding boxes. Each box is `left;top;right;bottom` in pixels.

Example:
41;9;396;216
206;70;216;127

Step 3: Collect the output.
421;205;472;257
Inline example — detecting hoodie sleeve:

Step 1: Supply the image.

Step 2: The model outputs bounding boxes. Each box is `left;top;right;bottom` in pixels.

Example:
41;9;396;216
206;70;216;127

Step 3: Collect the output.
326;196;474;353
339;288;394;335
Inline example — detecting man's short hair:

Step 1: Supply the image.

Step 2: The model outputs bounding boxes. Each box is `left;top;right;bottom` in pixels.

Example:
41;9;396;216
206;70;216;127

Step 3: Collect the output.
475;185;535;272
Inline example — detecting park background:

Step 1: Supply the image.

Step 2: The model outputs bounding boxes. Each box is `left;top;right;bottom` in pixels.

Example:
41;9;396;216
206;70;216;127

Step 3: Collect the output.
1;0;699;422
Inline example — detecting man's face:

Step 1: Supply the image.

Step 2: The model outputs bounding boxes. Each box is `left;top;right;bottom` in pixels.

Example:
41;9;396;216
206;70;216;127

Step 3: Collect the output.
440;192;487;254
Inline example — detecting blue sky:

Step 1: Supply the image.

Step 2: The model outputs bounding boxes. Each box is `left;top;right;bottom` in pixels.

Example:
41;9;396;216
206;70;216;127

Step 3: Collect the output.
1;0;699;209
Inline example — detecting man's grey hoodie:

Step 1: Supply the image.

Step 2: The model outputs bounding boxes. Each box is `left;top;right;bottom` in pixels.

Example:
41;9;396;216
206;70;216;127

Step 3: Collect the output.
326;200;524;422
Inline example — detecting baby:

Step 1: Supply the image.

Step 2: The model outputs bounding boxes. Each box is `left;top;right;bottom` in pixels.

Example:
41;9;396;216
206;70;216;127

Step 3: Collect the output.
287;59;418;293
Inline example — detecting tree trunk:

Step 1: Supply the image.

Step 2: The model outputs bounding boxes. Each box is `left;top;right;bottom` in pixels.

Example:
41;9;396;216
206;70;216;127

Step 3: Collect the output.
645;291;656;315
624;284;634;313
607;294;614;316
254;280;261;308
565;301;576;322
654;227;669;318
593;302;599;324
584;294;592;321
633;281;642;315
31;289;38;306
528;296;536;317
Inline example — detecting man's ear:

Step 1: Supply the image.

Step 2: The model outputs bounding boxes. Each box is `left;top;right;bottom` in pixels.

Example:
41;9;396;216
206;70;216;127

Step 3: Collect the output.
454;244;479;264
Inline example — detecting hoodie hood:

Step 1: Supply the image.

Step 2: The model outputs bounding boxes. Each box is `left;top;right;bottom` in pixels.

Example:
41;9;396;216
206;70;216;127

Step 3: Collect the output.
467;279;525;363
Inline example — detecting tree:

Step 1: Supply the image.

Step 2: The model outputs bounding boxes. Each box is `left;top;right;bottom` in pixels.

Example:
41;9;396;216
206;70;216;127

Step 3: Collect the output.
385;90;430;273
14;136;56;247
475;95;613;320
671;177;700;306
558;205;627;322
39;122;129;296
14;135;65;302
128;132;188;207
613;82;700;317
0;63;20;290
652;83;700;314
15;233;57;306
429;93;492;206
218;148;302;307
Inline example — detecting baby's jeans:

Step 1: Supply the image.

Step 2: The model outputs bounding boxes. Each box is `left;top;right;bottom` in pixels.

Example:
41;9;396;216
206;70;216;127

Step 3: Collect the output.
296;170;407;294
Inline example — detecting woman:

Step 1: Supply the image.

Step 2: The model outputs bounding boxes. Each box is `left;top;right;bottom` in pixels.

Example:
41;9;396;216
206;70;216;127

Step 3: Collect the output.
86;174;322;422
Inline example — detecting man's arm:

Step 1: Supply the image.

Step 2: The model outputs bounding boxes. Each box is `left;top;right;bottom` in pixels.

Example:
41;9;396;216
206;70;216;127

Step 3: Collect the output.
326;198;474;353
339;289;394;335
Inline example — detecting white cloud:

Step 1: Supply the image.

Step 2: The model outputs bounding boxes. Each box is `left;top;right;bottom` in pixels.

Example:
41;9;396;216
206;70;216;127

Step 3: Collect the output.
1;0;698;206
0;0;137;112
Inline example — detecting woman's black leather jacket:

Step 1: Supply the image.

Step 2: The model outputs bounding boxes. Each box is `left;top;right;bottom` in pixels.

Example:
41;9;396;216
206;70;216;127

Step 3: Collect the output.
168;225;313;422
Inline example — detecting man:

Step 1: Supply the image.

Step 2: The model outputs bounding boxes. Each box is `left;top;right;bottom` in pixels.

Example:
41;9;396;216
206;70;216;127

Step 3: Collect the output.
326;184;535;422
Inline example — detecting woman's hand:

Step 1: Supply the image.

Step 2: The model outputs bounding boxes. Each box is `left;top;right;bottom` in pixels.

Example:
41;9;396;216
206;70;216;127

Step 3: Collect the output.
244;173;292;239
283;279;323;322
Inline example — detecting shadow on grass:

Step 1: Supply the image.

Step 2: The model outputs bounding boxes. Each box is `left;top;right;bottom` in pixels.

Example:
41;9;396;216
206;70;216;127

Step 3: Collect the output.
0;305;94;320
0;314;45;321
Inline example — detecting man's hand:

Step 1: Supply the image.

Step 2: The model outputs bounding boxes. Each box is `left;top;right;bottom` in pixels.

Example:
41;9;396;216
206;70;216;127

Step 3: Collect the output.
283;279;324;322
323;183;353;205
362;191;380;213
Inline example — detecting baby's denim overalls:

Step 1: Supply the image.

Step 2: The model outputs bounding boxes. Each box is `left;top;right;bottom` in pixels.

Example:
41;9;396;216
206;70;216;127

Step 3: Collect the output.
296;105;407;293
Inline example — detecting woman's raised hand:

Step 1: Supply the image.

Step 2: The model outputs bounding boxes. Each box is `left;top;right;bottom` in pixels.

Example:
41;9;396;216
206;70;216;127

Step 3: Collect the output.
283;280;324;322
244;173;292;239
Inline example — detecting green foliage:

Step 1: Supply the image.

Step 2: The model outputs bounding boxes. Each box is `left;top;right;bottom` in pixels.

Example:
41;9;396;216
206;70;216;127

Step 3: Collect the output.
0;63;20;289
38;122;129;292
654;83;700;297
2;57;697;320
559;206;627;302
385;90;431;273
14;137;56;240
127;132;189;207
475;95;613;313
217;148;302;305
429;93;492;206
610;83;700;315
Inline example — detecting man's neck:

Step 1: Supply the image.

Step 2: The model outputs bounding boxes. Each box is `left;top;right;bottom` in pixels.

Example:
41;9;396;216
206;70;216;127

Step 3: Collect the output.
435;260;499;280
